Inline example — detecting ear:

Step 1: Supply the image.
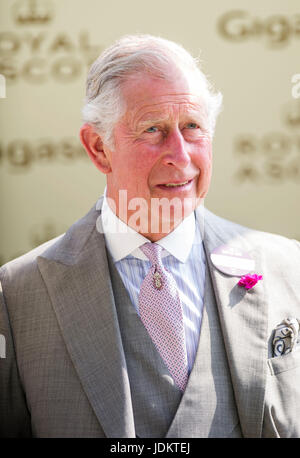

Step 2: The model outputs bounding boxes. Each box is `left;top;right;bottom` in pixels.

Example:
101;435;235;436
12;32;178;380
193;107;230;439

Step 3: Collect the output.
79;123;112;174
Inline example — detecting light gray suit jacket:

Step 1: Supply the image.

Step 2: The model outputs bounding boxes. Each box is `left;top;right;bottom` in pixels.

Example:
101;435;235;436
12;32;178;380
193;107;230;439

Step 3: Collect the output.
0;200;300;437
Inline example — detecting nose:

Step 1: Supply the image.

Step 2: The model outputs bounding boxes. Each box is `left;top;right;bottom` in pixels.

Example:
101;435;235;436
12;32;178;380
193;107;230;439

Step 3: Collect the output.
161;129;191;169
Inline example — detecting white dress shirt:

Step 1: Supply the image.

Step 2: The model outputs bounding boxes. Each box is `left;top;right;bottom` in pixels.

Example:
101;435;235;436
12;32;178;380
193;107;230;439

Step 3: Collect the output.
98;192;206;373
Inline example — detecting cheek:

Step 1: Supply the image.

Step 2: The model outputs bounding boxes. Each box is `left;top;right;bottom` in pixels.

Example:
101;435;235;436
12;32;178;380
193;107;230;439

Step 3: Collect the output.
112;143;157;189
193;138;212;197
130;148;157;182
192;137;212;170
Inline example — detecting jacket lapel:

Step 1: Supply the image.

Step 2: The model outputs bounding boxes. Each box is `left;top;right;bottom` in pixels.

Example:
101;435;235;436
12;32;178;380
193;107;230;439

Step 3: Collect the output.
37;204;135;438
197;207;269;438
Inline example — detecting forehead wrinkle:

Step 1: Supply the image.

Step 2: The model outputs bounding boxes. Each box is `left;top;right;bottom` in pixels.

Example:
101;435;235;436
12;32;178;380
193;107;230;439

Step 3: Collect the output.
126;91;201;107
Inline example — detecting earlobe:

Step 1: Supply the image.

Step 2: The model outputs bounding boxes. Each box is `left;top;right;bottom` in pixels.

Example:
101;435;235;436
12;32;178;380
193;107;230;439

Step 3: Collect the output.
79;123;112;174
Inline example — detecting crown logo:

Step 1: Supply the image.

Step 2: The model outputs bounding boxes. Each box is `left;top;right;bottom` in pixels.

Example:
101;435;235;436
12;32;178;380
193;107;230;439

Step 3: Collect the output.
13;0;54;25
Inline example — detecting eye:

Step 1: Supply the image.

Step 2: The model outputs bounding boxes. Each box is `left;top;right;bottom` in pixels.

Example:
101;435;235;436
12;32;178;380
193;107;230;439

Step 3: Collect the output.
186;122;199;129
145;126;159;133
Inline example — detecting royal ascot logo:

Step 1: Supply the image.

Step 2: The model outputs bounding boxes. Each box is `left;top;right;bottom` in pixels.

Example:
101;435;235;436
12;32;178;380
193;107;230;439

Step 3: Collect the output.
12;0;54;25
234;101;300;184
218;10;300;47
0;1;103;83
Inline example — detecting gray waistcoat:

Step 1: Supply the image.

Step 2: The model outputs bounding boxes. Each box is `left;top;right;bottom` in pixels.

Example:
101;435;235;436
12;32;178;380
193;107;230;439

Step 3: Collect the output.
107;249;242;438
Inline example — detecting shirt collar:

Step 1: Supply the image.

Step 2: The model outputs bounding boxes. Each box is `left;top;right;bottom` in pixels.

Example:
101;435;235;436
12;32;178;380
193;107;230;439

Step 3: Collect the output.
99;191;196;263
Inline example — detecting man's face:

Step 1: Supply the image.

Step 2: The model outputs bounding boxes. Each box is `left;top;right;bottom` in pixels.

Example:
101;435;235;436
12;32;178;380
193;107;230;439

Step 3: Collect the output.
104;67;213;238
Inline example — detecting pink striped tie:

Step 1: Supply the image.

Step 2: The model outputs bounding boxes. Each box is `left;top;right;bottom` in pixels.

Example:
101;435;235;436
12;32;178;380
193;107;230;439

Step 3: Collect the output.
138;242;188;391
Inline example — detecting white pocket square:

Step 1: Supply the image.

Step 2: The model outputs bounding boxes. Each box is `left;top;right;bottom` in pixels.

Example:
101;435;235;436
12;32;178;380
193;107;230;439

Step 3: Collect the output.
272;317;300;357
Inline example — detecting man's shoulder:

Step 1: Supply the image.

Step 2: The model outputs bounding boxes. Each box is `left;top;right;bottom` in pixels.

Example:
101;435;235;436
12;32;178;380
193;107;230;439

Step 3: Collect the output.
203;207;300;256
0;202;101;285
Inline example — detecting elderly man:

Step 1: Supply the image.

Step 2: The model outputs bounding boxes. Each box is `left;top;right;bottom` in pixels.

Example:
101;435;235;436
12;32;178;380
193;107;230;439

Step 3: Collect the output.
0;35;300;438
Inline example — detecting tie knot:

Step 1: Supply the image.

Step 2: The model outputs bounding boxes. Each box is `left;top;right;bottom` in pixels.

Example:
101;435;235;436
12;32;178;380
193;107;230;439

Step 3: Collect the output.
140;242;163;266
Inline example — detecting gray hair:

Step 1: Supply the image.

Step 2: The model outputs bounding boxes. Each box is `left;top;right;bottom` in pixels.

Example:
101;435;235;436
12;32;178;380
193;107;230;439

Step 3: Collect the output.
82;34;223;149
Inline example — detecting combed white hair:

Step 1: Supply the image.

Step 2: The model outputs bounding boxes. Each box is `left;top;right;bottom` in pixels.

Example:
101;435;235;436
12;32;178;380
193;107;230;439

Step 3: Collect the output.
82;34;223;149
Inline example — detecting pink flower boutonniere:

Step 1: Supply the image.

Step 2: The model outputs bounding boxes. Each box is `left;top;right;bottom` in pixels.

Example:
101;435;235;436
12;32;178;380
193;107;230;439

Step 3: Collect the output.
238;274;263;290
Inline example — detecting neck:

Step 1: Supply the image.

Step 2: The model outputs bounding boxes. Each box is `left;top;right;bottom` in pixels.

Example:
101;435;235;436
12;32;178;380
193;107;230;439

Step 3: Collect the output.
105;189;200;240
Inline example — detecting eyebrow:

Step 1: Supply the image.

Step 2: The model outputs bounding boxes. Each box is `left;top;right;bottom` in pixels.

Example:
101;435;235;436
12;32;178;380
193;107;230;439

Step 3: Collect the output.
136;110;208;130
136;117;169;129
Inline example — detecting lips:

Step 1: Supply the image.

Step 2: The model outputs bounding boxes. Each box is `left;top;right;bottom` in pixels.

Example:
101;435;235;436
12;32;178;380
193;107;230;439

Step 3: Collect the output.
157;178;194;188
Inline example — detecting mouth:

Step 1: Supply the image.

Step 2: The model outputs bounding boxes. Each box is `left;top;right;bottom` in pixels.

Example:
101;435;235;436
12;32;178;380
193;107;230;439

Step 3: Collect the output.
156;178;194;190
